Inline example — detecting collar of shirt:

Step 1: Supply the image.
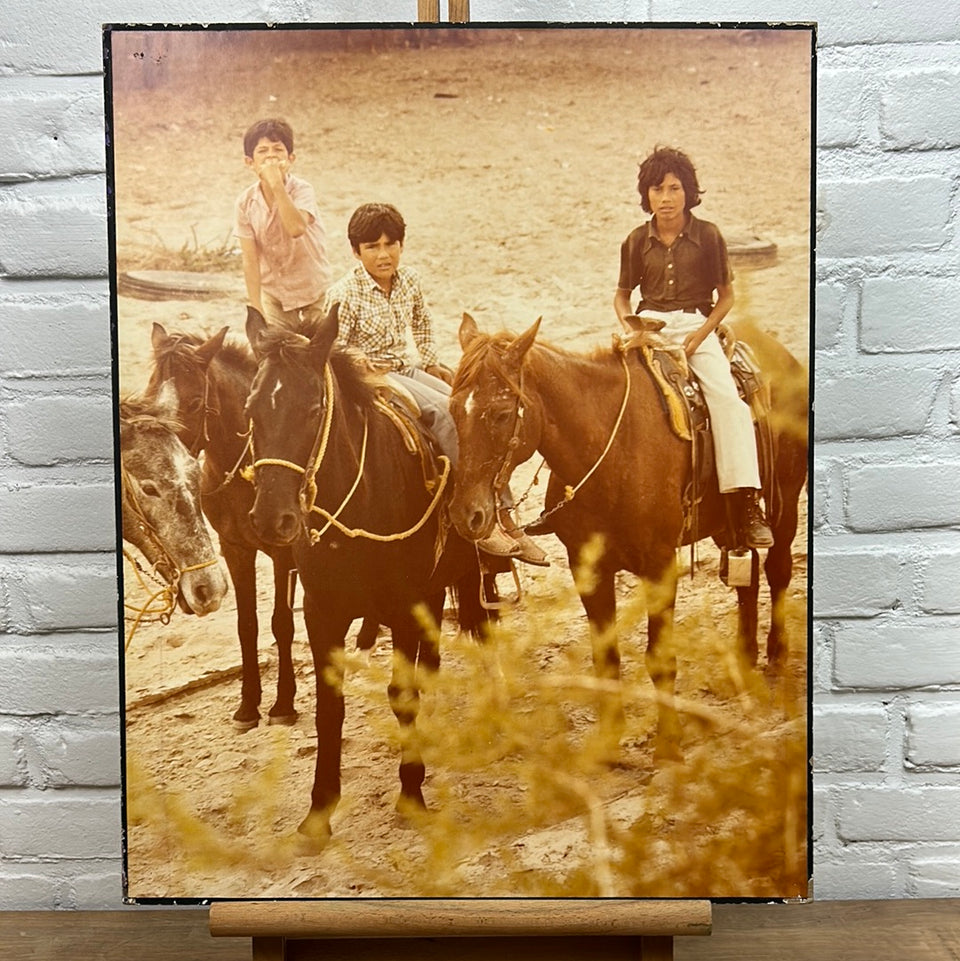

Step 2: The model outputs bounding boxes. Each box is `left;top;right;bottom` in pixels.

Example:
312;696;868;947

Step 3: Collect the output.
643;212;706;252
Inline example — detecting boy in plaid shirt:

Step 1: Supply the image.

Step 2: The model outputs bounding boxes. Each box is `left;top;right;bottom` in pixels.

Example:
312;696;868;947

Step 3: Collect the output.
327;203;547;565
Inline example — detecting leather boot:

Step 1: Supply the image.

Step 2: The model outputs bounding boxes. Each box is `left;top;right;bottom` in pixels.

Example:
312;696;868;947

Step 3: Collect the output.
498;508;550;567
738;488;773;549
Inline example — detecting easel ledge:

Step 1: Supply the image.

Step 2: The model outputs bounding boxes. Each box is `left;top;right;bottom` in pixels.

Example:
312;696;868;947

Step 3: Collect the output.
210;900;711;960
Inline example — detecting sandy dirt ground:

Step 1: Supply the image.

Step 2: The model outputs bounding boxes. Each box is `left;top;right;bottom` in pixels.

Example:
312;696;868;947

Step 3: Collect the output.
109;26;811;901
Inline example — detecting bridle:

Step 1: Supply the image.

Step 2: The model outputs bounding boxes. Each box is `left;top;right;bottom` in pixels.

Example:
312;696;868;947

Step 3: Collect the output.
478;347;634;524
248;363;450;545
120;461;220;647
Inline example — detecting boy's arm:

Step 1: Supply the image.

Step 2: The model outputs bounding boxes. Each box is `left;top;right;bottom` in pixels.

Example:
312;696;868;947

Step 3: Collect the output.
259;162;309;238
409;276;442;372
239;237;264;314
614;287;635;329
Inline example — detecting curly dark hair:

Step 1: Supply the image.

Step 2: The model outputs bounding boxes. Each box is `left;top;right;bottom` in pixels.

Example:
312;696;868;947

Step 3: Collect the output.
347;203;406;251
242;118;294;158
636;146;703;214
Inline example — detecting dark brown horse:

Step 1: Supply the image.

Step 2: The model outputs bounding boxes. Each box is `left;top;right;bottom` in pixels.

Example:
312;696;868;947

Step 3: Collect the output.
148;323;307;731
244;306;495;849
448;314;808;759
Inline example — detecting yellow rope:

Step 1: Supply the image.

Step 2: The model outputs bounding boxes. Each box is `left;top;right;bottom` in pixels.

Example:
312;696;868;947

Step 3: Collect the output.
562;350;633;504
307;454;451;544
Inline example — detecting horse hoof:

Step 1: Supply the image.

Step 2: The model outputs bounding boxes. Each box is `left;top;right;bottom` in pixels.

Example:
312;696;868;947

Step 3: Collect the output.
396;792;428;821
654;741;683;764
295;808;335;854
267;711;299;726
232;712;260;733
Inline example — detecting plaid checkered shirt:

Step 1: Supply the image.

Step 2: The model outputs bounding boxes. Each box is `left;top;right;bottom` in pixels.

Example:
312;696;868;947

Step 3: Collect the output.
326;264;439;373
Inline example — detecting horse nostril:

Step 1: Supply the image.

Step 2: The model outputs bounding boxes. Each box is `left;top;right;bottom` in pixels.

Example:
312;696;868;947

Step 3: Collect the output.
467;509;487;536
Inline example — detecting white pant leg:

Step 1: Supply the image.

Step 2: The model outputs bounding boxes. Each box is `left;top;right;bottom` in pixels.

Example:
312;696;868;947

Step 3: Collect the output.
639;310;761;493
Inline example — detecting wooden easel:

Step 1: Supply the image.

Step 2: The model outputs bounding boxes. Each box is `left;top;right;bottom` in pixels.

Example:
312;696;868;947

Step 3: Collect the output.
209;9;712;958
209;899;712;960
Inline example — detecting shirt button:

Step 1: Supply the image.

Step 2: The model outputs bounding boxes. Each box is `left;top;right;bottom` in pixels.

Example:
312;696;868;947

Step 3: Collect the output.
668;279;674;284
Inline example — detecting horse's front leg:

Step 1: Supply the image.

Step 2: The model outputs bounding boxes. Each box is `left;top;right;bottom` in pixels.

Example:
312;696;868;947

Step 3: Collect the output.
267;548;298;724
645;556;682;762
222;543;262;731
575;560;626;757
298;593;351;851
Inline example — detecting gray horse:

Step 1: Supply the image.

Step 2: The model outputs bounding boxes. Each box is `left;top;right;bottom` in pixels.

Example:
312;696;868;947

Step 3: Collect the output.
119;382;227;618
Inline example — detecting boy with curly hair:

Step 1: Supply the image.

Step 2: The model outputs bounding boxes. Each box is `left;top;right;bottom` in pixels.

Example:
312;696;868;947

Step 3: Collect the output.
614;146;772;548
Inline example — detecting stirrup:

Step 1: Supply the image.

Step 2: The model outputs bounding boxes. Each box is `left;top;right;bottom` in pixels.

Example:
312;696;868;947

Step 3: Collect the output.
478;553;522;611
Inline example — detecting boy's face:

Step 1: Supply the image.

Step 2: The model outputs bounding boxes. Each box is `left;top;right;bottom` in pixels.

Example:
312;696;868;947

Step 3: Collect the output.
648;172;686;227
245;137;294;178
354;232;403;288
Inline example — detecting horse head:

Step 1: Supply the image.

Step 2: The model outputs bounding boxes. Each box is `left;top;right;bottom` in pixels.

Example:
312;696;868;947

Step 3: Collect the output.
148;322;230;455
244;304;340;546
119;382;228;616
449;313;542;543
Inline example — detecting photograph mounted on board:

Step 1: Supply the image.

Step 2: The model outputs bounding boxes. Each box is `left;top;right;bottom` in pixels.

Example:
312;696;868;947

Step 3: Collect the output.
105;23;813;901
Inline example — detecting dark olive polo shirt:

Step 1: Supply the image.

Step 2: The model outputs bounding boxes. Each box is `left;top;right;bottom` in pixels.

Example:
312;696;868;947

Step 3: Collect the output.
617;213;733;315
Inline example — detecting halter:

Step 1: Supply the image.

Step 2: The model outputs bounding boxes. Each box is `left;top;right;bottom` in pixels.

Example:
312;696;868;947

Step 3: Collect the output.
120;462;220;647
486;348;633;524
249;363;451;545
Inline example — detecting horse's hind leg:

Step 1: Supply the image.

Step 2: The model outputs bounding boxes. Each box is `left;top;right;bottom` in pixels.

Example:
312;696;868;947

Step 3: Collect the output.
267;550;298;724
222;544;262;731
765;492;801;673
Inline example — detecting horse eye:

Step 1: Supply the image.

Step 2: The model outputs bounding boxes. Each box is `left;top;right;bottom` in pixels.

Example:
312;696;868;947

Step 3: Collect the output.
140;480;162;498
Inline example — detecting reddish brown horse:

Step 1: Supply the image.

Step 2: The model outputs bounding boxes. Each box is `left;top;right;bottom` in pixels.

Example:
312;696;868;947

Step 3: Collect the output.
448;314;808;759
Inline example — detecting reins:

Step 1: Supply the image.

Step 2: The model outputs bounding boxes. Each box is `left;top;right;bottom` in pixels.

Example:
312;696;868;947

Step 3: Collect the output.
120;463;220;647
249;362;451;544
500;348;633;527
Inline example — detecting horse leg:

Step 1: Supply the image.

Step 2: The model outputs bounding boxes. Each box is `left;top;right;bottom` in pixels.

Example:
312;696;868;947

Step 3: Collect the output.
298;593;350;850
645;556;682;762
735;550;761;672
765;493;801;673
356;617;380;651
576;562;626;756
267;553;298;724
388;606;436;812
222;544;262;731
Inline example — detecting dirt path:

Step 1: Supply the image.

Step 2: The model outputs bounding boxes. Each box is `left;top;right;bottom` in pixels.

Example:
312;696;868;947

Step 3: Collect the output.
111;26;811;900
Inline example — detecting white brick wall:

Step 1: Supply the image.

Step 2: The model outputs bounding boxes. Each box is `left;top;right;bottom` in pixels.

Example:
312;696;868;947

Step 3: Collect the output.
1;0;958;908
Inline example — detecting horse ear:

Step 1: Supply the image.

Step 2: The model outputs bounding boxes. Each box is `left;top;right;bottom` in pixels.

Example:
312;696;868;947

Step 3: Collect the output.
245;306;268;358
308;302;340;362
459;313;480;350
194;326;229;366
503;317;541;371
151;322;169;353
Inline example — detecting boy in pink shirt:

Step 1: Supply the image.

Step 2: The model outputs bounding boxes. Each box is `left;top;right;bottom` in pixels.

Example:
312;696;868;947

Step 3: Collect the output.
234;118;331;330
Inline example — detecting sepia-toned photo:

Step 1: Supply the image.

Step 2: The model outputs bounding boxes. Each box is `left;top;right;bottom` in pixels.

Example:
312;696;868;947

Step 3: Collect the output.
106;23;812;901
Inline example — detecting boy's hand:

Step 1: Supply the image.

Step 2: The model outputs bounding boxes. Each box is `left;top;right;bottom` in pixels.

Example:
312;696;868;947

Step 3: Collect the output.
426;364;454;386
258;158;287;189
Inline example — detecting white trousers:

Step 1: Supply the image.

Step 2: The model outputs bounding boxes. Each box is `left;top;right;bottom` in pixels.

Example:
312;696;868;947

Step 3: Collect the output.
640;309;761;493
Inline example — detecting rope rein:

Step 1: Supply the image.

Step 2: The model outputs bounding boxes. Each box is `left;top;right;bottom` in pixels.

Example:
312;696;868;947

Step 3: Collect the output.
120;464;220;646
249;362;449;544
507;349;633;526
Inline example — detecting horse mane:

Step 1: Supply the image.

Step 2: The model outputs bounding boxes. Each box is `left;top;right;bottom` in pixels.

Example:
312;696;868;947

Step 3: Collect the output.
119;393;182;438
256;319;385;411
151;328;254;384
452;326;619;399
